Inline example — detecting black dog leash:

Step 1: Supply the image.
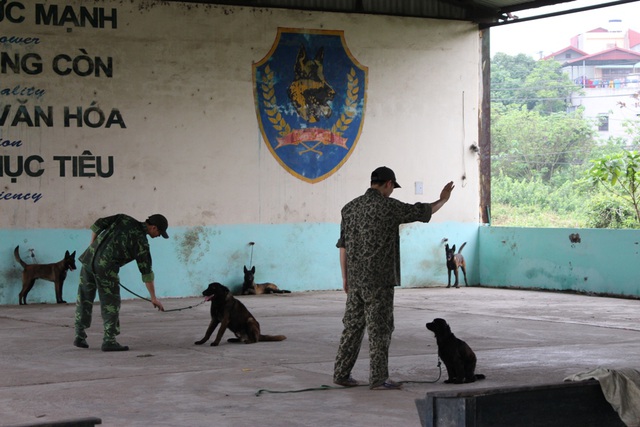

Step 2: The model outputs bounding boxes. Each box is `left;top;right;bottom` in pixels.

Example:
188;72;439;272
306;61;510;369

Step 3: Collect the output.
118;282;205;313
255;357;442;396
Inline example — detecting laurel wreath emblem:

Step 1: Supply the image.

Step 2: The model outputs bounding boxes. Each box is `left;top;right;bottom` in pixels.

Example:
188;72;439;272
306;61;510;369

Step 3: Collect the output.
261;65;360;142
332;68;359;136
261;65;291;136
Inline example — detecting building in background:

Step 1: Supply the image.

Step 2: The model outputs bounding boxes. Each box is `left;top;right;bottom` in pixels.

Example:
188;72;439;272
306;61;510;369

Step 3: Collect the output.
545;20;640;141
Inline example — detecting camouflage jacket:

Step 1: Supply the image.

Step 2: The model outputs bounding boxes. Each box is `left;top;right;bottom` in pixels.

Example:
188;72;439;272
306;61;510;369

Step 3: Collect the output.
336;188;432;288
79;214;154;283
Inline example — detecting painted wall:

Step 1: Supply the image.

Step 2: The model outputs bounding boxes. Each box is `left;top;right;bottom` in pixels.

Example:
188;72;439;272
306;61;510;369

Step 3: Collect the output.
479;226;640;298
0;1;481;304
6;222;480;304
571;87;638;141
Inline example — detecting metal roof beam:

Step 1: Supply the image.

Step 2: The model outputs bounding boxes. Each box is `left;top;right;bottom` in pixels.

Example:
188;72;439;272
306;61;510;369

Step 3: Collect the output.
481;0;640;28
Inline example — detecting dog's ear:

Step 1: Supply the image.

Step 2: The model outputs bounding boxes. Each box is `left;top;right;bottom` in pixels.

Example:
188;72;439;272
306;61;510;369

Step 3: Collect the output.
244;266;248;273
65;250;70;257
445;244;450;250
70;251;76;257
452;245;456;252
251;266;255;274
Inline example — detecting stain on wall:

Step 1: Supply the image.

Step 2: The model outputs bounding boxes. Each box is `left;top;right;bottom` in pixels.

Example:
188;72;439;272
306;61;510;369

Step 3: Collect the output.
176;226;213;264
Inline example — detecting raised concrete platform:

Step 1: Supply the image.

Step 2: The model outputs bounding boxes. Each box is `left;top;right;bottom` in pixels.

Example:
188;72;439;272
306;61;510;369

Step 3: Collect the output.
1;287;639;426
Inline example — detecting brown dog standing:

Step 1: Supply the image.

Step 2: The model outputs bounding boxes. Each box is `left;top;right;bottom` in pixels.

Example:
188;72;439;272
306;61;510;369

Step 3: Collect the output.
445;242;468;288
14;245;76;305
195;282;286;346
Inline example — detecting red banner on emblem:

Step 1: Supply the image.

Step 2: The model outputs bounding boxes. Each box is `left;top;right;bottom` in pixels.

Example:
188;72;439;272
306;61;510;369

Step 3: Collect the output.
275;128;348;149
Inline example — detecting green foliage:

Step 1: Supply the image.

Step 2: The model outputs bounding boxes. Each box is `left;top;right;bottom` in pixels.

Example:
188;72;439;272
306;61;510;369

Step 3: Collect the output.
490;54;640;228
491;55;582;114
585;193;640;229
492;106;595;181
522;60;581;113
491;174;590;227
491;53;536;106
587;150;640;223
491;203;587;228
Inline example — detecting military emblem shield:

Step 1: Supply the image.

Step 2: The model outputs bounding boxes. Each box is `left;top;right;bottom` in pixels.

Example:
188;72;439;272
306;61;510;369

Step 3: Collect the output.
253;28;367;183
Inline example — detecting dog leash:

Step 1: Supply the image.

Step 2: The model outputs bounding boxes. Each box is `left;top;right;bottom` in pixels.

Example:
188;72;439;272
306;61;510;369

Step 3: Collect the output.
255;357;442;396
118;282;205;313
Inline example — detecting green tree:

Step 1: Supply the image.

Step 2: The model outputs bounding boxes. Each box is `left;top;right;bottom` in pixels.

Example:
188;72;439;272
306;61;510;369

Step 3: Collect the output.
585;193;639;229
491;54;581;114
491;53;536;106
587;150;640;225
492;106;595;181
521;59;581;113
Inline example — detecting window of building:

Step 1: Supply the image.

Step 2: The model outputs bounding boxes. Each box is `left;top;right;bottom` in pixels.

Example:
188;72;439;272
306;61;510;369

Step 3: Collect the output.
598;114;609;131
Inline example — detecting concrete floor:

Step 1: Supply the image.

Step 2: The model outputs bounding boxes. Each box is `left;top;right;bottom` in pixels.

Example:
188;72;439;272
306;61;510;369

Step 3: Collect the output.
1;286;639;427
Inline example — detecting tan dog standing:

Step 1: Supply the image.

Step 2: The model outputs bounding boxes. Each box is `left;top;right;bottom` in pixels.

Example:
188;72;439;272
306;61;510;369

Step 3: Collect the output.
445;242;468;288
14;245;76;305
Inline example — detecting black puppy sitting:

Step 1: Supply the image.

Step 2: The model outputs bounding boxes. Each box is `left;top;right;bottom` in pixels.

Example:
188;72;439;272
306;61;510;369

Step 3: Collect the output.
426;318;485;384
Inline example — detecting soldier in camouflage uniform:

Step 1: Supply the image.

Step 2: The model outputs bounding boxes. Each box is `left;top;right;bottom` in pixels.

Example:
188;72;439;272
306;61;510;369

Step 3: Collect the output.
333;167;454;390
74;213;168;352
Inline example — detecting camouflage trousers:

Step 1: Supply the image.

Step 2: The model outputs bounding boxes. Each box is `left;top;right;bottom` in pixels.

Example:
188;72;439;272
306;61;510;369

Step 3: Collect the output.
334;284;395;388
74;265;122;344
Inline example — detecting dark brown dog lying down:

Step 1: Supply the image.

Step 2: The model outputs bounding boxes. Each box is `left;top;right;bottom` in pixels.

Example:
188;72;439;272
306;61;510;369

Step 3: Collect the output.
426;318;485;384
194;282;286;346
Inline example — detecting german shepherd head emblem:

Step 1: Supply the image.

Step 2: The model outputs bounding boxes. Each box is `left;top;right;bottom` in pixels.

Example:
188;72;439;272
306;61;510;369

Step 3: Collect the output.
287;46;336;123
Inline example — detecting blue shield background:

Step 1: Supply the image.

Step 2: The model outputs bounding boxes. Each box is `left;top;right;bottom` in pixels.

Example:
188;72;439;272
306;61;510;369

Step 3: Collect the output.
253;28;368;183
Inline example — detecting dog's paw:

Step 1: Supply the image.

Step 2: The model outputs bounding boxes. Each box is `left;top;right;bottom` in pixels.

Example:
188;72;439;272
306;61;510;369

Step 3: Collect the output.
210;342;219;346
57;300;67;304
194;340;205;345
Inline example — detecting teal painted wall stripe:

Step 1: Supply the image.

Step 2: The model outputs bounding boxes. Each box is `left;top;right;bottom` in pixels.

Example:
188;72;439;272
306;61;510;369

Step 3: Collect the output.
6;224;639;305
478;226;640;297
1;222;473;305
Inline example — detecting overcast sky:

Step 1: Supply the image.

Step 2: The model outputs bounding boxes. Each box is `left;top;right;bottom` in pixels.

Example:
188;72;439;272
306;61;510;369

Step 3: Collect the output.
490;0;640;58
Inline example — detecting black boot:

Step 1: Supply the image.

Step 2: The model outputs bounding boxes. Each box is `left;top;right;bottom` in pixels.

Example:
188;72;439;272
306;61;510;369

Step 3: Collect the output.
101;341;129;352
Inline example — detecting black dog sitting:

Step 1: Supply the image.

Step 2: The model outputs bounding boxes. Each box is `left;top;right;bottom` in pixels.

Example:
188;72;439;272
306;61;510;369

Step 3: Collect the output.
426;318;485;384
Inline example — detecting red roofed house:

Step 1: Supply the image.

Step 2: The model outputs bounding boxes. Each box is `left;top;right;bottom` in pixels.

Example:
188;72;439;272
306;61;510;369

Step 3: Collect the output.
546;20;640;141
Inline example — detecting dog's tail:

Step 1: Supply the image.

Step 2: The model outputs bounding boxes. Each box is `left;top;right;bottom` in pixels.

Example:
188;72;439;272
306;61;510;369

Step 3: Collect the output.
259;334;287;342
14;246;28;269
458;242;467;253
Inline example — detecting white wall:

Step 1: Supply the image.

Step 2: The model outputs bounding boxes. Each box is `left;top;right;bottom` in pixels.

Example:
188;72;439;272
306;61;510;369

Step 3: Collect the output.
1;1;480;303
571;88;639;141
